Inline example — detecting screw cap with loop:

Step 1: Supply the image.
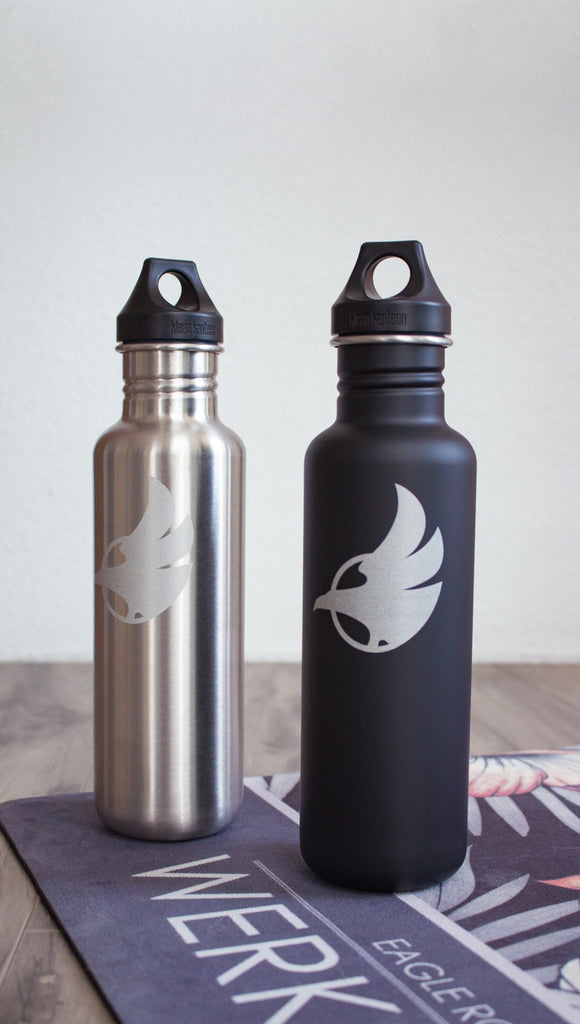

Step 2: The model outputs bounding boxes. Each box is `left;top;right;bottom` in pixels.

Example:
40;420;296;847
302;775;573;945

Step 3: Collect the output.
331;241;451;338
117;258;223;345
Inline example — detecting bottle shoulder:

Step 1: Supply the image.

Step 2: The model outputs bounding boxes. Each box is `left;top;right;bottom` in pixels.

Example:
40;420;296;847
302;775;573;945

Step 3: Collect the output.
94;417;244;461
441;422;477;464
215;420;245;456
305;418;476;469
94;419;126;454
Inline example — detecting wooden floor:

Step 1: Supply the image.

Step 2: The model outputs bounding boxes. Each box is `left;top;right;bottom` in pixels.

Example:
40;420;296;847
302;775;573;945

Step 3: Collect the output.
0;662;578;1023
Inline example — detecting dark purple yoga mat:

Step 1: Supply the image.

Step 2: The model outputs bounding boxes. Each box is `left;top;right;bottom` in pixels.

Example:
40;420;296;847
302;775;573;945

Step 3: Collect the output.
1;756;579;1023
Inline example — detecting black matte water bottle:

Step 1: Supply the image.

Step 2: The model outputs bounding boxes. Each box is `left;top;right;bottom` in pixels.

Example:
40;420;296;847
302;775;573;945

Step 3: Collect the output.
300;241;476;891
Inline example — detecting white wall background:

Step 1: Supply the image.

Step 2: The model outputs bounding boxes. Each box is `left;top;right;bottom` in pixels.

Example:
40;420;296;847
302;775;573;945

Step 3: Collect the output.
0;0;578;662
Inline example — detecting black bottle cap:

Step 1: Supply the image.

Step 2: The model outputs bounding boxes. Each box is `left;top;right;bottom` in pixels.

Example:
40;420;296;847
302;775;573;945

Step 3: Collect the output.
331;241;451;337
117;258;223;345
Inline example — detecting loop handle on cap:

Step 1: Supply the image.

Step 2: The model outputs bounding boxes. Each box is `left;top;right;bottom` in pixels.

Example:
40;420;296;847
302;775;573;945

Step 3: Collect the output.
117;258;223;345
331;241;451;338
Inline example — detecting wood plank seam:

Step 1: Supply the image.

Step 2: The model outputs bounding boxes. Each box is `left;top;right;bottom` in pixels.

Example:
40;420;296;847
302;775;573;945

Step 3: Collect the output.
0;889;39;989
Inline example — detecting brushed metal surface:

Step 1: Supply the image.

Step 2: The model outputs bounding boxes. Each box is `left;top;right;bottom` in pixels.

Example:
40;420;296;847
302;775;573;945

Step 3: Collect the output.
94;346;244;839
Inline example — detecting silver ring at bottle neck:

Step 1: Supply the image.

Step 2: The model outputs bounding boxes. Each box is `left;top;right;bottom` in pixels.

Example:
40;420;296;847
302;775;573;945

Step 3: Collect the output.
331;334;453;348
116;342;224;354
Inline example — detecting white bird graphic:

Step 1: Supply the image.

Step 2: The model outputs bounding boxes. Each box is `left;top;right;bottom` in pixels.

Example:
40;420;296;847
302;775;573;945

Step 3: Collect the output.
95;478;193;623
314;483;443;653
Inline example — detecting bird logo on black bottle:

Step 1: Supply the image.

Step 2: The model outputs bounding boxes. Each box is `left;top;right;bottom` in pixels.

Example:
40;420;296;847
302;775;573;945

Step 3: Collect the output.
314;484;443;653
95;478;193;623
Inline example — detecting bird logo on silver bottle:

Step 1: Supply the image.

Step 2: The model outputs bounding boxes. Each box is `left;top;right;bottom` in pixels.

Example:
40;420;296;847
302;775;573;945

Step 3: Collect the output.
314;483;443;653
95;477;193;624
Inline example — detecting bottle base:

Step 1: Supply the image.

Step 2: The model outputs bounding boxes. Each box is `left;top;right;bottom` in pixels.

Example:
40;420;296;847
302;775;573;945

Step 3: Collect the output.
300;838;467;893
95;796;243;842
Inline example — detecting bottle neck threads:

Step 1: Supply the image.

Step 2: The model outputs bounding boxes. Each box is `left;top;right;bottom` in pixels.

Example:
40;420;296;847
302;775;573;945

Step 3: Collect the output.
336;342;446;423
120;345;219;421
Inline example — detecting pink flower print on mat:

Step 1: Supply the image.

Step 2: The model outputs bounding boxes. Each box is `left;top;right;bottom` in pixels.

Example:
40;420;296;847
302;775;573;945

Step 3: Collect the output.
469;749;580;797
467;749;580;838
541;876;580;891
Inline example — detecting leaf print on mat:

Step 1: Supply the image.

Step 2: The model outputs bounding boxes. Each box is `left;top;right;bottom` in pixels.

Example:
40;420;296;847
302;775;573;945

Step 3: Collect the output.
483;795;529;836
419;846;475;913
449;874;530;923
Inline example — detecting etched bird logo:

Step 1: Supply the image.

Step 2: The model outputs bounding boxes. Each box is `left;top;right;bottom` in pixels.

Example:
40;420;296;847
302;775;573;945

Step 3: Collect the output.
95;477;194;623
314;483;444;653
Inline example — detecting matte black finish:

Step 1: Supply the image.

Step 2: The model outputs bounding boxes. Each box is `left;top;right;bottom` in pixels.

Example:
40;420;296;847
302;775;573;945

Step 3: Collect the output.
331;240;451;337
301;246;476;892
117;257;223;345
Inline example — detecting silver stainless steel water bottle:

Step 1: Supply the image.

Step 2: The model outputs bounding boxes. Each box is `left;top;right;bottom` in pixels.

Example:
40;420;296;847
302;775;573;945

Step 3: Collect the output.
94;258;244;840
